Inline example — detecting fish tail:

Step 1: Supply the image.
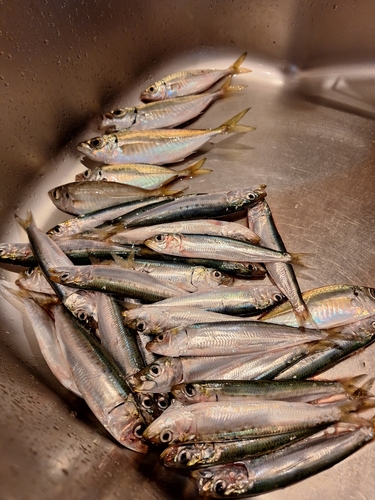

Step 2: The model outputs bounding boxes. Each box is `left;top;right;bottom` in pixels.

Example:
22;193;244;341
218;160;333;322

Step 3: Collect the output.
339;398;375;423
161;186;189;197
229;52;252;74
217;76;247;95
340;375;375;399
217;108;255;134
14;210;34;231
289;252;313;268
0;280;25;303
177;158;212;178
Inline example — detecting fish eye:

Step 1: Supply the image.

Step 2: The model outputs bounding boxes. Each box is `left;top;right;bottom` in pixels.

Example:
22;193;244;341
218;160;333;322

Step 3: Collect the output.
77;310;88;321
84;170;90;178
370;288;375;298
212;270;222;279
372;321;375;329
149;364;161;377
0;247;6;256
133;423;146;439
141;395;154;409
60;272;71;281
89;137;104;149
156;396;169;410
214;479;227;495
113;109;123;116
247;263;256;271
184;384;196;397
177;448;191;464
157;333;165;342
53;224;63;234
52;188;59;200
137;321;147;332
148;86;155;92
160;430;173;443
353;288;359;297
273;293;284;302
155;234;165;242
25;267;35;276
246;191;256;200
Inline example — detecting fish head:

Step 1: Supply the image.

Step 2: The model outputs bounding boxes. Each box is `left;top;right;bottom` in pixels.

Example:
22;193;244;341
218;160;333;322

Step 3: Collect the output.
47;221;74;240
160;442;211;468
107;398;148;453
123;308;156;334
356;287;375;318
48;185;75;213
146;327;187;357
192;463;252;497
64;290;98;324
155;392;171;413
192;267;233;289
48;265;86;286
99;107;136;132
142;405;194;444
140;81;167;101
144;233;183;253
75;168;98;182
226;185;267;210
126;356;183;393
76;134;117;162
172;382;216;404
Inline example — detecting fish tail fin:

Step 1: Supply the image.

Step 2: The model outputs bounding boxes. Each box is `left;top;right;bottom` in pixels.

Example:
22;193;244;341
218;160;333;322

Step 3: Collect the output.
111;250;135;270
289;252;314;268
161;186;189;197
177;158;212;178
217;108;255;134
229;52;252;74
15;210;34;231
339;375;375;399
339;398;375;425
217;76;248;95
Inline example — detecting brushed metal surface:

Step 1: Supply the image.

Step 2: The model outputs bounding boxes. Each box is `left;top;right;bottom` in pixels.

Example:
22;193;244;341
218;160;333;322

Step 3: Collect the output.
1;1;375;499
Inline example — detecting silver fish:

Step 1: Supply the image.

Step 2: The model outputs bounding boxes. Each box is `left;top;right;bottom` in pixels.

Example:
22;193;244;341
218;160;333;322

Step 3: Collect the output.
76;109;254;165
100;77;246;131
140;52;250;101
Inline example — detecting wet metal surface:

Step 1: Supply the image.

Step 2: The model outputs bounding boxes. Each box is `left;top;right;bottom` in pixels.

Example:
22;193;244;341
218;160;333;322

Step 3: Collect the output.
1;1;375;499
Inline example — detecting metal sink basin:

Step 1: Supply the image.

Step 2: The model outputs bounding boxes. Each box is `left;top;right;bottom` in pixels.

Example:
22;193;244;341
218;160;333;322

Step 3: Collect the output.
1;1;374;498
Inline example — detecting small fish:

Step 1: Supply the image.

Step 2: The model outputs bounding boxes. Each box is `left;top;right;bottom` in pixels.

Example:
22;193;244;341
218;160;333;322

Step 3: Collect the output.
146;320;336;358
48;181;183;215
140;53;250;101
48;264;186;302
54;304;148;452
260;284;375;329
100;77;246;131
161;425;330;469
17;266;55;295
143;398;369;445
76;109;255;165
75;158;211;190
145;233;298;264
110;219;260;246
171;376;373;405
137;285;286;316
248;199;313;328
192;424;375;497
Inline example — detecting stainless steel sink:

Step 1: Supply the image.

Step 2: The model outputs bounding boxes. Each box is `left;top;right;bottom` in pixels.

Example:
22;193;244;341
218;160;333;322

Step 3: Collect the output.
1;1;375;498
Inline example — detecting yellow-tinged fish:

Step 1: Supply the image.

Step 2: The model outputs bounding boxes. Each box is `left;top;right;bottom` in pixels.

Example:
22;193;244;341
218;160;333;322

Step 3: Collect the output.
76;108;254;165
140;53;251;101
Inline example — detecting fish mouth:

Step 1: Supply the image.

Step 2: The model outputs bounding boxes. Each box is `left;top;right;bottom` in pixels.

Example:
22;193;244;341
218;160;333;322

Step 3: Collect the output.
76;142;91;154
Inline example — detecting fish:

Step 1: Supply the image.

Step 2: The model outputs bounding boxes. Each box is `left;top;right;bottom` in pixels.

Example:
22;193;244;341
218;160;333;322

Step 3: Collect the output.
54;304;148;452
140;52;250;101
146;320;338;358
161;425;331;469
137;285;286;316
47;196;176;240
171;376;373;405
48;264;187;302
100;76;246;131
247;199;313;328
48;181;183;215
144;233;300;264
76;109;255;165
110;219;260;246
143;398;369;445
260;284;375;329
17;266;55;295
75;158;211;189
115;185;267;229
192;423;375;497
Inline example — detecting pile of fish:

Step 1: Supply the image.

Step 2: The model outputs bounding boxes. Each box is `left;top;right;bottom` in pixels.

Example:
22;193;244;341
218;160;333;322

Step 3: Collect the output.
1;53;375;498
